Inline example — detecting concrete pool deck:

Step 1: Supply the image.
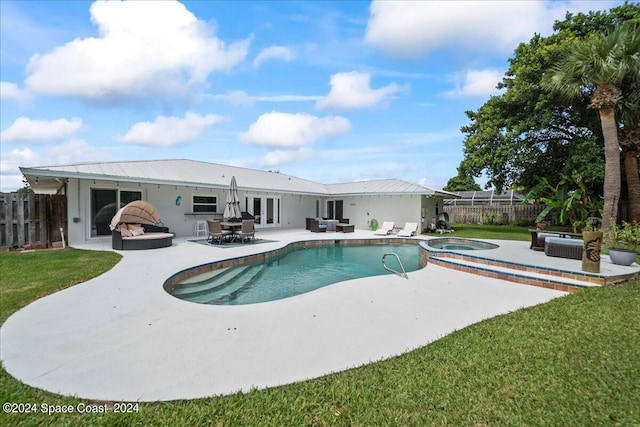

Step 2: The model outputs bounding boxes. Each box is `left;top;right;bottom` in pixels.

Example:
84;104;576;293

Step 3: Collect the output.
1;229;637;401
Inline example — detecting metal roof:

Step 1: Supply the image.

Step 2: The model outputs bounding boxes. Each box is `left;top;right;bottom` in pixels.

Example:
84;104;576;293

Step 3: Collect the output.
444;190;529;205
326;179;457;197
20;159;454;197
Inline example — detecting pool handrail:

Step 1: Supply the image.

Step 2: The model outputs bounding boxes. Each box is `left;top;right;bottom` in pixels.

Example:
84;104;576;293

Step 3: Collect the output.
382;253;408;279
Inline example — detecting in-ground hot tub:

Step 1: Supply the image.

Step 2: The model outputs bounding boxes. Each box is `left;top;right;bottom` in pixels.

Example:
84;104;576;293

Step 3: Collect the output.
427;237;499;251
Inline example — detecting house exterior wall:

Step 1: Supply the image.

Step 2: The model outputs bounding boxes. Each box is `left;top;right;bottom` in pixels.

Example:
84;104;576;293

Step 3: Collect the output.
421;196;442;229
65;178;321;245
64;178;443;245
336;195;422;230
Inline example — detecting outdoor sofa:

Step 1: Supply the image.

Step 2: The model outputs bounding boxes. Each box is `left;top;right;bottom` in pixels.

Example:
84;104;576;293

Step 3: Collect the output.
544;237;583;260
112;223;173;250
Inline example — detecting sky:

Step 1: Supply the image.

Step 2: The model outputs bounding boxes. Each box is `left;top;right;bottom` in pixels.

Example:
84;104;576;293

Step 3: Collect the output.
0;0;626;193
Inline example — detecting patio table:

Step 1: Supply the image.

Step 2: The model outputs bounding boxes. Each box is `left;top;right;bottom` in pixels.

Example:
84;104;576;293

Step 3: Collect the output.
324;219;339;231
220;222;243;241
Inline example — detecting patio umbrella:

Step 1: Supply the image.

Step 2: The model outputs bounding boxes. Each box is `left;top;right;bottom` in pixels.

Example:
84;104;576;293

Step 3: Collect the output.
109;200;161;230
223;176;242;221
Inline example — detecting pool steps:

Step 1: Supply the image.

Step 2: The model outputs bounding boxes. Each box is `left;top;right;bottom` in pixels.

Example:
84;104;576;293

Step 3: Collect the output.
172;266;250;296
175;267;231;286
172;264;267;304
204;265;267;304
430;256;599;291
423;249;618;293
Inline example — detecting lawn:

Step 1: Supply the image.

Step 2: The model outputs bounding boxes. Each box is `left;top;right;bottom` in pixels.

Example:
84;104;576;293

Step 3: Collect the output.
1;238;639;426
449;223;532;241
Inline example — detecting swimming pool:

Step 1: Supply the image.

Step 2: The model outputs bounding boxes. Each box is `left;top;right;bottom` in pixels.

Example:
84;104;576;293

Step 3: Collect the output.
166;242;422;305
427;238;498;251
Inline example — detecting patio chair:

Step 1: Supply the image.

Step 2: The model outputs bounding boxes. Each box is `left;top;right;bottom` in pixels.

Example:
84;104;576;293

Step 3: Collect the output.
207;220;232;244
374;221;394;235
397;222;418;237
309;218;327;232
237;219;255;243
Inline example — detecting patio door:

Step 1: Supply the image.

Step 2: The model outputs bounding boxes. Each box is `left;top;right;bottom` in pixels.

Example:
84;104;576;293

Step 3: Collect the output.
326;199;343;220
245;195;280;228
90;188;142;237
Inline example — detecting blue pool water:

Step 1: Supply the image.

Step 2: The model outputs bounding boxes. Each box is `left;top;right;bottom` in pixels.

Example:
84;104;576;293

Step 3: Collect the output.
169;244;421;305
427;238;498;251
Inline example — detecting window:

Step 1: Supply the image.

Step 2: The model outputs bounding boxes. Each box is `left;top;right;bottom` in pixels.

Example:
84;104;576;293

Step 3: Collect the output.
90;189;142;237
326;200;343;219
120;190;142;206
91;189;117;237
193;195;217;213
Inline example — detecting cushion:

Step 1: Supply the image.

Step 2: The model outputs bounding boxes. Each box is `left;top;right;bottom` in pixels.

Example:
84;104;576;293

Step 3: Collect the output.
127;224;145;236
546;237;583;247
120;226;133;237
538;232;560;239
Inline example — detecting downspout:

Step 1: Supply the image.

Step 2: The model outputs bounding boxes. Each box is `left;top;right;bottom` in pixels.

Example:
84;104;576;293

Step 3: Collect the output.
77;178;81;219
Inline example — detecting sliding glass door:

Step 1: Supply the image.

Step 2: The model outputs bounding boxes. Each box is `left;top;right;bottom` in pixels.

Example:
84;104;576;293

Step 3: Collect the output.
91;188;142;237
245;195;280;228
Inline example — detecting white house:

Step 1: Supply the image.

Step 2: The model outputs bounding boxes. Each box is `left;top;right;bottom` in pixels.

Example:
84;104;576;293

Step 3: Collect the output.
20;159;457;245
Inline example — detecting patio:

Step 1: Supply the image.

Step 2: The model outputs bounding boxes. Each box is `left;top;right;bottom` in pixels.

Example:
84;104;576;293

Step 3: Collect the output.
1;228;638;402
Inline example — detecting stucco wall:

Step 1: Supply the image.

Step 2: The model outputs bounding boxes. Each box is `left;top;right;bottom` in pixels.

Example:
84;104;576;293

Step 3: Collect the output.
65;178;445;245
66;178;322;245
335;195;422;231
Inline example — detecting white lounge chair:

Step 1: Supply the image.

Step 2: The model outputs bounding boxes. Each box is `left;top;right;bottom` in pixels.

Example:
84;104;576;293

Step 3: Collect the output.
397;222;418;237
374;221;394;235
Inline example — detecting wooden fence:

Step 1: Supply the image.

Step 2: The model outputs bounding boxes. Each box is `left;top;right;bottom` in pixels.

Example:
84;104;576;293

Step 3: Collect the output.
444;204;545;225
0;192;67;250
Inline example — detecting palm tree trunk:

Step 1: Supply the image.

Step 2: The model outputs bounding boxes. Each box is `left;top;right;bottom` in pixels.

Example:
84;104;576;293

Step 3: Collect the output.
623;147;640;222
599;107;621;231
622;124;640;222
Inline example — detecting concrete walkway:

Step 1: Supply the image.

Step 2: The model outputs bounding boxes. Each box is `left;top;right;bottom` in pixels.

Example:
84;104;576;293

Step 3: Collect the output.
1;229;568;401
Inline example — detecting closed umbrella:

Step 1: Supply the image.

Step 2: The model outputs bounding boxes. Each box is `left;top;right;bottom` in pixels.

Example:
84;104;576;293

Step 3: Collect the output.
223;176;242;221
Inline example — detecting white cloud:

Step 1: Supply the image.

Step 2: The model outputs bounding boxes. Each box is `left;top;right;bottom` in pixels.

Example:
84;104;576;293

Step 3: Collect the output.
1;117;82;143
252;94;322;102
445;69;504;97
240;112;351;147
316;71;405;111
44;139;114;166
0;141;114;192
119;112;226;147
259;147;315;167
1;149;37;192
210;90;321;105
253;45;296;68
0;147;38;176
220;90;255;106
0;81;30;103
365;0;572;58
24;0;251;102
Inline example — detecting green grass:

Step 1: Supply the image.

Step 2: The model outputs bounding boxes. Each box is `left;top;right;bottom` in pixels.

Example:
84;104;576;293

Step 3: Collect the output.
0;248;122;326
1;236;639;426
448;223;533;241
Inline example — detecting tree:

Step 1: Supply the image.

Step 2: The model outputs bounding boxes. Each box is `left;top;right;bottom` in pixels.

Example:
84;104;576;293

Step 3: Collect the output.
458;4;639;196
546;20;640;230
619;78;640;222
443;169;481;192
523;172;603;232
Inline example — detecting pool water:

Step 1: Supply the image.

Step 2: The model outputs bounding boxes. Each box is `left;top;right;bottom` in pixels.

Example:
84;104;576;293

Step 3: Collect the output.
430;243;482;250
169;244;420;305
427;238;498;251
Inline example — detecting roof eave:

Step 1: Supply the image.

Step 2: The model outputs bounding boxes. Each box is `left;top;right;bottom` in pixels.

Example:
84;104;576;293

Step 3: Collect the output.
19;167;329;197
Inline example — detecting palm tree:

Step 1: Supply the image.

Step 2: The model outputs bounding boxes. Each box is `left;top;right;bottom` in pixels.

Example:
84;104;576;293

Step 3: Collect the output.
619;81;640;222
546;21;640;231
